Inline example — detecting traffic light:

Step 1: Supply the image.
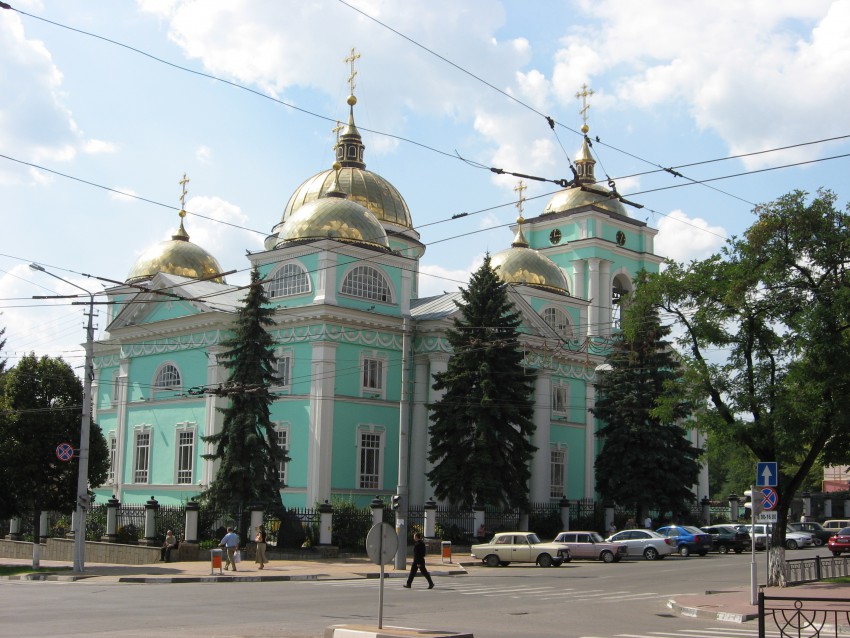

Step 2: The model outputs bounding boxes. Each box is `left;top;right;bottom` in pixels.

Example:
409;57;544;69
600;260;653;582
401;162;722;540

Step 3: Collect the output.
391;494;401;510
743;487;764;516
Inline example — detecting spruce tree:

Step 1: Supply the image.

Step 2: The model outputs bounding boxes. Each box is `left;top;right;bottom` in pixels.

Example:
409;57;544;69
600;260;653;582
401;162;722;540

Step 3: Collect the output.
592;274;700;523
427;255;536;509
203;267;287;536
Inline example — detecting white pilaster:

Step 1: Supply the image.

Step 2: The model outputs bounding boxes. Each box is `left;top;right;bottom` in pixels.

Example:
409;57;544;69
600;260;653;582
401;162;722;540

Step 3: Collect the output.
599;260;612;337
313;250;337;306
114;359;130;501
585;383;596;498
202;347;226;488
587;258;600;337
307;341;338;505
531;371;552;503
400;266;412;315
409;355;430;506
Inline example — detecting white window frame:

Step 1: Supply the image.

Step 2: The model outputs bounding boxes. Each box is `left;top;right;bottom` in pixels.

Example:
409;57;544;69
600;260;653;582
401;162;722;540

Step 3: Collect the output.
356;426;385;490
174;423;196;485
552;383;569;416
153;362;182;396
267;261;311;299
107;431;117;484
272;349;293;389
550;446;567;499
133;426;152;484
360;352;387;398
542;307;573;340
340;265;394;303
271;423;290;485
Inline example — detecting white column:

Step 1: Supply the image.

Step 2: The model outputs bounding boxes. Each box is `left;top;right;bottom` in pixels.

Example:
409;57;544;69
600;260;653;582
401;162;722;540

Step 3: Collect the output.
202;347;226;488
400;265;412;315
572;260;586;300
425;353;450;501
587;258;600;337
584;383;596;498
307;341;338;505
531;371;552;503
114;358;130;501
599;260;611;337
313;249;337;305
408;355;430;506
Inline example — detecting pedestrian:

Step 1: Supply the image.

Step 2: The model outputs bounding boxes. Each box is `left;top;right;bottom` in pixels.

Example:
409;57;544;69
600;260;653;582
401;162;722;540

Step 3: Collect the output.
160;529;177;562
404;533;434;589
254;524;267;570
476;523;487;542
219;526;240;571
644;515;652;529
626;517;635;529
609;521;617;534
800;513;808;523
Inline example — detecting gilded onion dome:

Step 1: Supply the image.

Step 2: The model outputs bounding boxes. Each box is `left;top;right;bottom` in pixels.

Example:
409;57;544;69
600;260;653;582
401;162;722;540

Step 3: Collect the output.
491;197;569;295
126;178;226;284
272;167;390;252
275;95;413;231
543;119;628;217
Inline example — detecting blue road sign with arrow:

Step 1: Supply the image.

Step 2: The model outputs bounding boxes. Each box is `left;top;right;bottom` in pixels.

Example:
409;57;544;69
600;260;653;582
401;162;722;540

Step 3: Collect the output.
757;462;778;487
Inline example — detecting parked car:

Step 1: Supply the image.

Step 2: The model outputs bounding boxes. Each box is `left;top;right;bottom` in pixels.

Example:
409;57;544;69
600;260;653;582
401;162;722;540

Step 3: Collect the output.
702;524;751;554
553;531;628;563
788;521;834;547
471;532;571;567
822;519;850;531
827;527;850;556
745;524;814;550
655;525;713;556
605;529;675;560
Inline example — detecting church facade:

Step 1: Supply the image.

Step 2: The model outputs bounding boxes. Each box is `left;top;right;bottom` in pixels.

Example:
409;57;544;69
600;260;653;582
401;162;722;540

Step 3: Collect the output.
91;86;705;509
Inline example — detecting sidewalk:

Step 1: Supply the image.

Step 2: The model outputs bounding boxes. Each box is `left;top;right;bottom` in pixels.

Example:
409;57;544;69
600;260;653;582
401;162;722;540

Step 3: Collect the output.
0;555;466;584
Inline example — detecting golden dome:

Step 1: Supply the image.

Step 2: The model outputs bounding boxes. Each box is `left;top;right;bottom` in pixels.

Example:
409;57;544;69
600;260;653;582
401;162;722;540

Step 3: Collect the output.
277;93;412;231
126;218;226;284
544;129;628;217
492;215;569;296
274;180;390;251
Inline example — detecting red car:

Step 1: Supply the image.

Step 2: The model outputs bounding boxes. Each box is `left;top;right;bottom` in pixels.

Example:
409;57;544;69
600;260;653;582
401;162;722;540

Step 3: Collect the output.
827;527;850;556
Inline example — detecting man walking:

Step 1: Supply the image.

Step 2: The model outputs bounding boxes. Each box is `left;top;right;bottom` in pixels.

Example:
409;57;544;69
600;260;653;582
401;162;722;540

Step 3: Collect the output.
219;526;239;571
404;533;434;589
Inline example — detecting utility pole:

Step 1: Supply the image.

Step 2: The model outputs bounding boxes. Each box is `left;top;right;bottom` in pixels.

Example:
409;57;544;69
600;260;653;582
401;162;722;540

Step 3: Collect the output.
395;317;411;570
30;264;95;574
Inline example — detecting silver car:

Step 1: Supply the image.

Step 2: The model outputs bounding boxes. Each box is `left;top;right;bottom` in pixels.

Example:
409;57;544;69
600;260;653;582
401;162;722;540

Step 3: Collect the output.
471;532;571;568
606;528;676;560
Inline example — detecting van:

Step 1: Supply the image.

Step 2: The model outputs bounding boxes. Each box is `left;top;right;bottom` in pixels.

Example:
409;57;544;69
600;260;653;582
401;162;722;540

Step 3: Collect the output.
822;520;850;531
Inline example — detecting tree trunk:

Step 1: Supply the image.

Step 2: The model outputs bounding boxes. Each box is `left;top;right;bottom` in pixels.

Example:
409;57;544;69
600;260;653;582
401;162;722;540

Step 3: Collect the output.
767;545;787;587
31;508;41;570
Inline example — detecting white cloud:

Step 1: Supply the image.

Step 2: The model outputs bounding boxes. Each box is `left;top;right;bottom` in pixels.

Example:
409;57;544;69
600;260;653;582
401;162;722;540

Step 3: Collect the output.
83;139;117;154
196;145;213;164
653;209;727;263
110;187;139;202
418;257;482;297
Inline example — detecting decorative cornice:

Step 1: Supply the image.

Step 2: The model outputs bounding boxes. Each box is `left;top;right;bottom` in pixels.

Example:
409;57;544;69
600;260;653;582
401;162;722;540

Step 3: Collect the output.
272;324;402;349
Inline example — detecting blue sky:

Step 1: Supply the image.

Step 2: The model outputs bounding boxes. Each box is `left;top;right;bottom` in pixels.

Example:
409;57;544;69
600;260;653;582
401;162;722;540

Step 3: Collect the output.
2;0;849;371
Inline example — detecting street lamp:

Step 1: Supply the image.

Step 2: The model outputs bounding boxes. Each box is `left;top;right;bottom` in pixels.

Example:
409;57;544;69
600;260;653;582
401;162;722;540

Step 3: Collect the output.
30;263;94;574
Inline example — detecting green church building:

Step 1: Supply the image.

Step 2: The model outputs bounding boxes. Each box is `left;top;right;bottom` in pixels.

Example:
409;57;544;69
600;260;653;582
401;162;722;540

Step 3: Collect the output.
91;86;706;509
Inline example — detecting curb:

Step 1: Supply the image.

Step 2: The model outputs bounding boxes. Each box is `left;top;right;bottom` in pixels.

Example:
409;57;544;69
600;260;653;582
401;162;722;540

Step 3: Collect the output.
666;598;757;623
118;574;321;583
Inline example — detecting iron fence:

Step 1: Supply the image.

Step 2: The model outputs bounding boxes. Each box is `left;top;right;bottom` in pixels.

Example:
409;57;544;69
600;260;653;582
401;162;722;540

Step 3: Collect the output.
759;593;850;638
786;556;850;585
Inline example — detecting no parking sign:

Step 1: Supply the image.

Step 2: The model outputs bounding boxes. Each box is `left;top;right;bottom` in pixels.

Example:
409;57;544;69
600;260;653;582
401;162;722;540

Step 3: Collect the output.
56;442;74;461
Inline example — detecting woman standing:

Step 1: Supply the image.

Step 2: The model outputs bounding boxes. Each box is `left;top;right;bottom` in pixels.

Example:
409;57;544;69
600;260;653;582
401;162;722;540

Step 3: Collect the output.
254;525;268;570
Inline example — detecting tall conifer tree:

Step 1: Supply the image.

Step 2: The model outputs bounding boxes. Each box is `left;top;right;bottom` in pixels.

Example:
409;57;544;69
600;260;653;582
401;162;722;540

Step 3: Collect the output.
592;275;700;522
427;255;536;509
203;268;287;533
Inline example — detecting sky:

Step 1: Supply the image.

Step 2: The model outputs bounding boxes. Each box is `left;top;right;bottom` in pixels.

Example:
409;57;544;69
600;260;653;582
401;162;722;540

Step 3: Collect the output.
1;0;849;373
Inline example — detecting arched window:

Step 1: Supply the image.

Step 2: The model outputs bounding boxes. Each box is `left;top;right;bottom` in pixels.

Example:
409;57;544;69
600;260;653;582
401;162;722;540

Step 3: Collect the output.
542;307;572;340
153;363;181;391
612;273;633;329
267;263;310;299
341;266;393;303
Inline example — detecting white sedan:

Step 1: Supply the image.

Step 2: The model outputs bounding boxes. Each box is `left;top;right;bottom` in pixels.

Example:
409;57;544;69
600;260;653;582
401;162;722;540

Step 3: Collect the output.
605;529;676;560
471;532;571;567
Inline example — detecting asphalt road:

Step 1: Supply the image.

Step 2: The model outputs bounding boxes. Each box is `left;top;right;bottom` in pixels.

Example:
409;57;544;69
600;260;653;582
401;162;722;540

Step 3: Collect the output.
0;547;824;637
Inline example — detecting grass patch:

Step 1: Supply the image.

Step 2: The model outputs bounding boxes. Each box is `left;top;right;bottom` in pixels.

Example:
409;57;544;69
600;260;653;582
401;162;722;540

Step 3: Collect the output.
0;564;72;576
824;576;850;584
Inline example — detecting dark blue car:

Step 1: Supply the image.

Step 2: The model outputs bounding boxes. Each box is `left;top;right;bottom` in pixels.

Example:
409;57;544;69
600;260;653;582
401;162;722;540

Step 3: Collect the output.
655;525;713;557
